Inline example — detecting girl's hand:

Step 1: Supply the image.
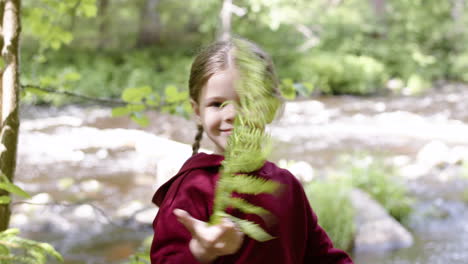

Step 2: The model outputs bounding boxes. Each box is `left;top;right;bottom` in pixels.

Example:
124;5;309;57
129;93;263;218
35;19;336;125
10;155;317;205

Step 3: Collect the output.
174;209;244;264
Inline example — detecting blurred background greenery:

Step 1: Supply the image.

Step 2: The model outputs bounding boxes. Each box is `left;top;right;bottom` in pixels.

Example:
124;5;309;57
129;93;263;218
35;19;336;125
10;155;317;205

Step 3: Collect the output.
22;0;468;106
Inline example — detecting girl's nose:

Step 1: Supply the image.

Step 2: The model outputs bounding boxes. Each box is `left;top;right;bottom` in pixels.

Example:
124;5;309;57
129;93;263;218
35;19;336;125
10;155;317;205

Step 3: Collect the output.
222;103;236;121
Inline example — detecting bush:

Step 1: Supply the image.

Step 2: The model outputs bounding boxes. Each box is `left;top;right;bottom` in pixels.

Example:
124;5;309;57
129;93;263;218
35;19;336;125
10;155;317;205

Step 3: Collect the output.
450;52;468;83
21;47;193;105
304;180;355;251
292;52;387;95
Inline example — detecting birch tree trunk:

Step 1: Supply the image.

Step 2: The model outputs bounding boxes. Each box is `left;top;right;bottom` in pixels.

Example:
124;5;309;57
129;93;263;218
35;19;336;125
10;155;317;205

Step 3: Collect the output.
0;0;21;232
452;0;465;34
370;0;386;17
218;0;232;41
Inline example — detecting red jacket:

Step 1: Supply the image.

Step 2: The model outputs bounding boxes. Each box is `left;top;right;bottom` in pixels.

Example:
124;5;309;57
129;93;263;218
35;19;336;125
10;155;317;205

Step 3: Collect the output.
151;153;353;263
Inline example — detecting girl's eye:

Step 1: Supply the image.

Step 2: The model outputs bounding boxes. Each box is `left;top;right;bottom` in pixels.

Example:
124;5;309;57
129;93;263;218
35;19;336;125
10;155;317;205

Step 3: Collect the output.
209;102;223;108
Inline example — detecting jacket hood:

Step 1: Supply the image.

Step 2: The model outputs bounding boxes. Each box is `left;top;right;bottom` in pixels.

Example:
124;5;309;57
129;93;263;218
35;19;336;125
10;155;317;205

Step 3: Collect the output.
152;152;224;206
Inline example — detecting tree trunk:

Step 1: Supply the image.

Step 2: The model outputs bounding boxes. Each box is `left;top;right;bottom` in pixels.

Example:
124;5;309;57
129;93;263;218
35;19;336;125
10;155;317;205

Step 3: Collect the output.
369;0;387;39
136;0;161;48
370;0;386;17
218;0;232;41
97;0;110;49
452;0;465;34
0;0;21;232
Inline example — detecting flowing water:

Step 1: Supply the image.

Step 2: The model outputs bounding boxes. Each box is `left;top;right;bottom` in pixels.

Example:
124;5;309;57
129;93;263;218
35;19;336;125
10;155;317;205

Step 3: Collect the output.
15;83;468;263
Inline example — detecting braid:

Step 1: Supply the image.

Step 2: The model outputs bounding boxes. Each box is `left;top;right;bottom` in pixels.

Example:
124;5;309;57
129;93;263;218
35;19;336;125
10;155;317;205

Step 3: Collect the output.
191;124;204;156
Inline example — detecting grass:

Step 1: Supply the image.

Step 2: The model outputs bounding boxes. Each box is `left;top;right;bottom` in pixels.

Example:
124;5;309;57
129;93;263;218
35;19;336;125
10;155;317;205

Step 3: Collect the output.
304;180;355;251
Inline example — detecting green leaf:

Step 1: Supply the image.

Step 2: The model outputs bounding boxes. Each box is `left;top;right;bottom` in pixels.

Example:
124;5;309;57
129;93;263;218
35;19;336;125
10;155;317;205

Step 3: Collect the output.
51;40;62;50
38;243;64;262
280;78;296;100
164;85;179;103
131;113;150;127
39;76;57;87
127;104;146;112
0;228;20;237
25;86;48;96
0;195;11;204
0;183;30;198
0;243;9;254
80;0;98;17
61;31;74;45
165;85;187;103
111;106;133;117
63;71;81;82
122;86;152;103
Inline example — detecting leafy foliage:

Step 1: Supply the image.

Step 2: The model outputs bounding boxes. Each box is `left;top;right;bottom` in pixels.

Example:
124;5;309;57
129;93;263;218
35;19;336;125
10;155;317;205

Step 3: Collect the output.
0;174;62;263
0;174;31;205
23;0;97;51
0;228;63;264
21;0;468;108
289;52;386;95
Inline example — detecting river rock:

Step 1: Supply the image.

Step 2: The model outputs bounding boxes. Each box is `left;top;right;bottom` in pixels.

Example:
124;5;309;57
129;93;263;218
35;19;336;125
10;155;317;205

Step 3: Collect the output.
154;143;212;190
135;207;159;225
278;159;315;182
350;189;413;253
417;140;450;168
155;148;192;190
402;142;468;179
116;200;144;218
448;146;468;165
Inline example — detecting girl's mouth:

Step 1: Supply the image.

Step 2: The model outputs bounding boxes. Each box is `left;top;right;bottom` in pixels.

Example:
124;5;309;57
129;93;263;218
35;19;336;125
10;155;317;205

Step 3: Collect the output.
220;129;233;134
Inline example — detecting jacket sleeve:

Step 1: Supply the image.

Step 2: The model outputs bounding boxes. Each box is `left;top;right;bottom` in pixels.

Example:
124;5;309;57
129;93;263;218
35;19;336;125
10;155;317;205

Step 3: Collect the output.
150;171;213;264
299;181;354;263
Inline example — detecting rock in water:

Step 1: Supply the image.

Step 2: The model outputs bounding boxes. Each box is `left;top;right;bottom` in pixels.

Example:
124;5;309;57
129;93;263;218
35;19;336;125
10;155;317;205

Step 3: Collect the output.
350;188;413;252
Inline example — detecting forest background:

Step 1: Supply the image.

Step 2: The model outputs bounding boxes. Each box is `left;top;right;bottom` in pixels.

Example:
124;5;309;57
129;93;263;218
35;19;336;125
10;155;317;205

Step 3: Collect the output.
0;0;467;263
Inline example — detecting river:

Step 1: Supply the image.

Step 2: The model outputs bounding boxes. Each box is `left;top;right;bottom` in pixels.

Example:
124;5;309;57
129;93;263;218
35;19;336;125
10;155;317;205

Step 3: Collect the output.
15;83;468;263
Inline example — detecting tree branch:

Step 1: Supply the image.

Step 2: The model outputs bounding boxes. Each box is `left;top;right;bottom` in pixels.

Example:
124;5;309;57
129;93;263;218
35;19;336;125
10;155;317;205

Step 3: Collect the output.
21;83;127;105
21;83;184;113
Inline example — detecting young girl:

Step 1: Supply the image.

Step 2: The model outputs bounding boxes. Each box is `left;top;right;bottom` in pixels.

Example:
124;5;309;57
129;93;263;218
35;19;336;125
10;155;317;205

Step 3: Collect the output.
150;38;354;264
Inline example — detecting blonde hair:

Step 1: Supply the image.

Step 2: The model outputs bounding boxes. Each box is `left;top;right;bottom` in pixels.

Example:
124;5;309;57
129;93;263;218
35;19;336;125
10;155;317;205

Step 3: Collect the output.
189;37;283;156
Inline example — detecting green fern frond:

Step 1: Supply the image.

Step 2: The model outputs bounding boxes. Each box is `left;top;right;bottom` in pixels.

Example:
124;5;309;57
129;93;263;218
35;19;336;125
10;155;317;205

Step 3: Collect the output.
228;197;269;216
226;214;275;242
221;174;280;195
208;39;282;241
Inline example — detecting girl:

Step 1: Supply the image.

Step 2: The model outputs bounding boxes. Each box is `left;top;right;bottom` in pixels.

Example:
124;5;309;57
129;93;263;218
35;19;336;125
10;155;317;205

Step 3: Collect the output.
150;38;354;264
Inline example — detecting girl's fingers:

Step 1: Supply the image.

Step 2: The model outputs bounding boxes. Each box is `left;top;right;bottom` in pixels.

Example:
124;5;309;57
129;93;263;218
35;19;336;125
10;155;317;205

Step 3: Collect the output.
174;209;200;235
221;217;236;229
174;209;244;254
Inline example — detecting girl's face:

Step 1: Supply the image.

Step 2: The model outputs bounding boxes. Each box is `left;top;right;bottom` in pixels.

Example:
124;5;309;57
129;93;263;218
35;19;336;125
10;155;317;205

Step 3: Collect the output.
192;69;240;154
